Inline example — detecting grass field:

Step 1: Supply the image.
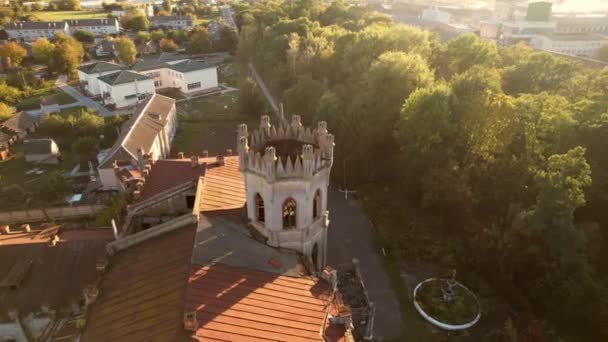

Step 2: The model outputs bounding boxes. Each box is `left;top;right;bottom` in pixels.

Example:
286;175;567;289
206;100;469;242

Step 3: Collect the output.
17;88;76;111
177;92;240;120
30;10;107;21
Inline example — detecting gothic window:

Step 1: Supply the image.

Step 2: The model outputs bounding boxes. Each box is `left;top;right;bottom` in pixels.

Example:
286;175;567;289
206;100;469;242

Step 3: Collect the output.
255;193;265;224
282;198;297;229
313;190;322;220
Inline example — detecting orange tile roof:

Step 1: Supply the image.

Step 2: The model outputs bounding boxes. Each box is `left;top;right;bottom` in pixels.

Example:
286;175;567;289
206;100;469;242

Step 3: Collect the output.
82;225;196;342
199;156;246;212
185;263;334;342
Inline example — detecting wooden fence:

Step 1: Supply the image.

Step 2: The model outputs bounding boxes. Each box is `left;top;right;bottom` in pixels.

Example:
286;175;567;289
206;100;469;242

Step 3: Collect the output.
0;204;105;225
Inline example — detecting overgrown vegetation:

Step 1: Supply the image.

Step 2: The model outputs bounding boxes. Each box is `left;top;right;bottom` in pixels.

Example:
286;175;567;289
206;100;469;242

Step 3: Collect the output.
236;0;608;340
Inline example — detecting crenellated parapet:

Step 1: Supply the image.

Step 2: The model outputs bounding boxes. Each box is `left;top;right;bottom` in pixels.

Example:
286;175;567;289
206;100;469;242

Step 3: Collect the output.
237;115;335;181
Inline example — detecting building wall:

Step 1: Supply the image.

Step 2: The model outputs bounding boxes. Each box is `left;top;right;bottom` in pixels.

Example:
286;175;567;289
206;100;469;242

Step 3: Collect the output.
70;24;119;37
150;19;194;31
181;67;218;93
99;79;156;108
530;36;608;57
78;69;125;96
5;26;68;41
99;167;120;190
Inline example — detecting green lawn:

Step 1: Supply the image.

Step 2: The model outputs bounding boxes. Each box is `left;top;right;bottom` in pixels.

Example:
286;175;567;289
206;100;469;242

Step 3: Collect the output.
16;87;77;111
177;92;240;121
31;10;107;21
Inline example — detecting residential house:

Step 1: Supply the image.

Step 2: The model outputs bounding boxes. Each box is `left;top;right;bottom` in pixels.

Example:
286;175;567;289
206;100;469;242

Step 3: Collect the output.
98;70;155;108
0;111;39;140
136;40;160;56
0;225;113;342
132;53;219;94
23;138;61;164
65;18;120;37
149;15;194;31
40;95;60;115
77;61;126;96
3;21;70;41
529;33;608;58
97;94;177;190
95;39;116;58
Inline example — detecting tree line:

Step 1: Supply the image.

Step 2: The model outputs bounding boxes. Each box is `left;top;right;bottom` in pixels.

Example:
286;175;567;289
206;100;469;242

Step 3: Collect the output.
236;0;608;340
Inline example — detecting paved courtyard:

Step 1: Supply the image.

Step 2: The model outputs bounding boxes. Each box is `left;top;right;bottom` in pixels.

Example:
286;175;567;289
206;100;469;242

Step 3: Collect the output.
326;190;403;340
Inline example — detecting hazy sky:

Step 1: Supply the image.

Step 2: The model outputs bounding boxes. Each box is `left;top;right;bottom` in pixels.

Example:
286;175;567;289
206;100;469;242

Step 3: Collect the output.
550;0;608;13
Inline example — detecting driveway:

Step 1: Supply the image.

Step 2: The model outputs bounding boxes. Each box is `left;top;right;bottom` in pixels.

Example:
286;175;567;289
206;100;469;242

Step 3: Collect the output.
55;75;113;117
327;190;404;340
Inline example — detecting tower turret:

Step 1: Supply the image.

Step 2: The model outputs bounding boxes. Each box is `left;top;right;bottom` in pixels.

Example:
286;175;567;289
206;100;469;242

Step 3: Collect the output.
238;115;335;271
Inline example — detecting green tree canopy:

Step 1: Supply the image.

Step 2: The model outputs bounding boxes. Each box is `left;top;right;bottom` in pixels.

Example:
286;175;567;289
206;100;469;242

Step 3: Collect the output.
114;36;137;64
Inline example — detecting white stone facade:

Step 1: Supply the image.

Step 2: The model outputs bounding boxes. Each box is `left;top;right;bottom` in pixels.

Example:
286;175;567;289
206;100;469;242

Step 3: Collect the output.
237;115;335;271
4;22;69;41
529;34;608;58
140;65;218;94
99;78;155;109
67;18;120;37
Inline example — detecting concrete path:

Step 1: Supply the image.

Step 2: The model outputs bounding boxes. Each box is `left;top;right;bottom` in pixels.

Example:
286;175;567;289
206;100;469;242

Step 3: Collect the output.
247;63;280;115
55;75;113;117
326;190;404;340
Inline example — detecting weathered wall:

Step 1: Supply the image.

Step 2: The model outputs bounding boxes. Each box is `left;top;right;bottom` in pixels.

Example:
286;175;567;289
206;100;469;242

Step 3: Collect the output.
0;204;104;225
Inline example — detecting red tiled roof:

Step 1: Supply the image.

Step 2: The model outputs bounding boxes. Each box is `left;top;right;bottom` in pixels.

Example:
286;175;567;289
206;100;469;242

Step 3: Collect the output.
186;263;333;342
136;159;206;202
199;156;246;212
0;227;113;246
82;225;196;342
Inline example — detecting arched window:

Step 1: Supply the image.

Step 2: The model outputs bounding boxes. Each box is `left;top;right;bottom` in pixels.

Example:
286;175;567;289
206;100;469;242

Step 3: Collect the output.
282;198;297;229
313;190;322;220
255;193;265;224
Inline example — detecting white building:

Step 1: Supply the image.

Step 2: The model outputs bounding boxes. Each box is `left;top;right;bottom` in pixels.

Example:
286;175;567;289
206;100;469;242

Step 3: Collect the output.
65;18;120;37
529;33;608;58
3;21;69;41
237;115;334;270
421;5;451;24
97;94;177;190
132;53;219;94
98;70;155;109
554;14;608;34
77;61;126;96
499;20;557;43
23;139;61;164
149;15;194;30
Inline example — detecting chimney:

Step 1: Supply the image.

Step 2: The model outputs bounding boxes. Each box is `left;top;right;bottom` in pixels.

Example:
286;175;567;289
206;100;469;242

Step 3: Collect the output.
184;311;198;331
21;224;30;232
136;147;146;171
191;155;199;167
201;150;208;158
216;155;225;166
50;234;60;246
177;152;185;159
1;225;10;234
96;258;109;273
225;149;232;156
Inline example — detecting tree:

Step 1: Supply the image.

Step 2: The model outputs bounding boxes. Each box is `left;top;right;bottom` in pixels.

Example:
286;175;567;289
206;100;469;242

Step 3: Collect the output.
0;41;27;65
54;0;80;11
503;52;580;95
73;30;95;43
157;10;171;16
162;0;172;13
114;36;137;64
124;14;150;31
0;102;14;120
32;38;55;65
136;31;151;42
215;24;238;53
37;171;70;203
0;83;23;105
187;26;211;54
159;38;178;52
238;77;265;117
434;34;499;78
51;33;84;77
74;112;104;137
595;45;608;63
150;30;165;41
283;75;326;124
72;136;99;167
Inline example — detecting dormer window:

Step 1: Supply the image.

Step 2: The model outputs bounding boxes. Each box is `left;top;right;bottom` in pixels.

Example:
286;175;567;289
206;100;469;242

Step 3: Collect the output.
282;198;296;229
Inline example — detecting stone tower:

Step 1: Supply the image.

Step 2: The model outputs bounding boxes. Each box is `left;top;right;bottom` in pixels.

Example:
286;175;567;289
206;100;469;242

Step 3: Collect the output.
237;115;335;271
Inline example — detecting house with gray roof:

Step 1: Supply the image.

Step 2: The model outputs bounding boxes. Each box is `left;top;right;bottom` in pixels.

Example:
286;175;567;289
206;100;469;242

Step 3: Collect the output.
97;94;177;190
77;61;127;96
98;70;155;109
3;21;69;41
0;111;39;140
65;18;120;37
23;138;61;164
149;15;194;31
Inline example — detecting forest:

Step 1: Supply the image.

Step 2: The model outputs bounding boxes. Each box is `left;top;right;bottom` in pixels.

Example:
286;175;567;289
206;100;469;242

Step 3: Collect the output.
233;0;608;340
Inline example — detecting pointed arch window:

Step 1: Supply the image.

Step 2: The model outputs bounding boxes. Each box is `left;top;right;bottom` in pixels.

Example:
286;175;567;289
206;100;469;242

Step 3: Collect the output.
255;193;265;224
313;190;322;220
282;198;297;229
